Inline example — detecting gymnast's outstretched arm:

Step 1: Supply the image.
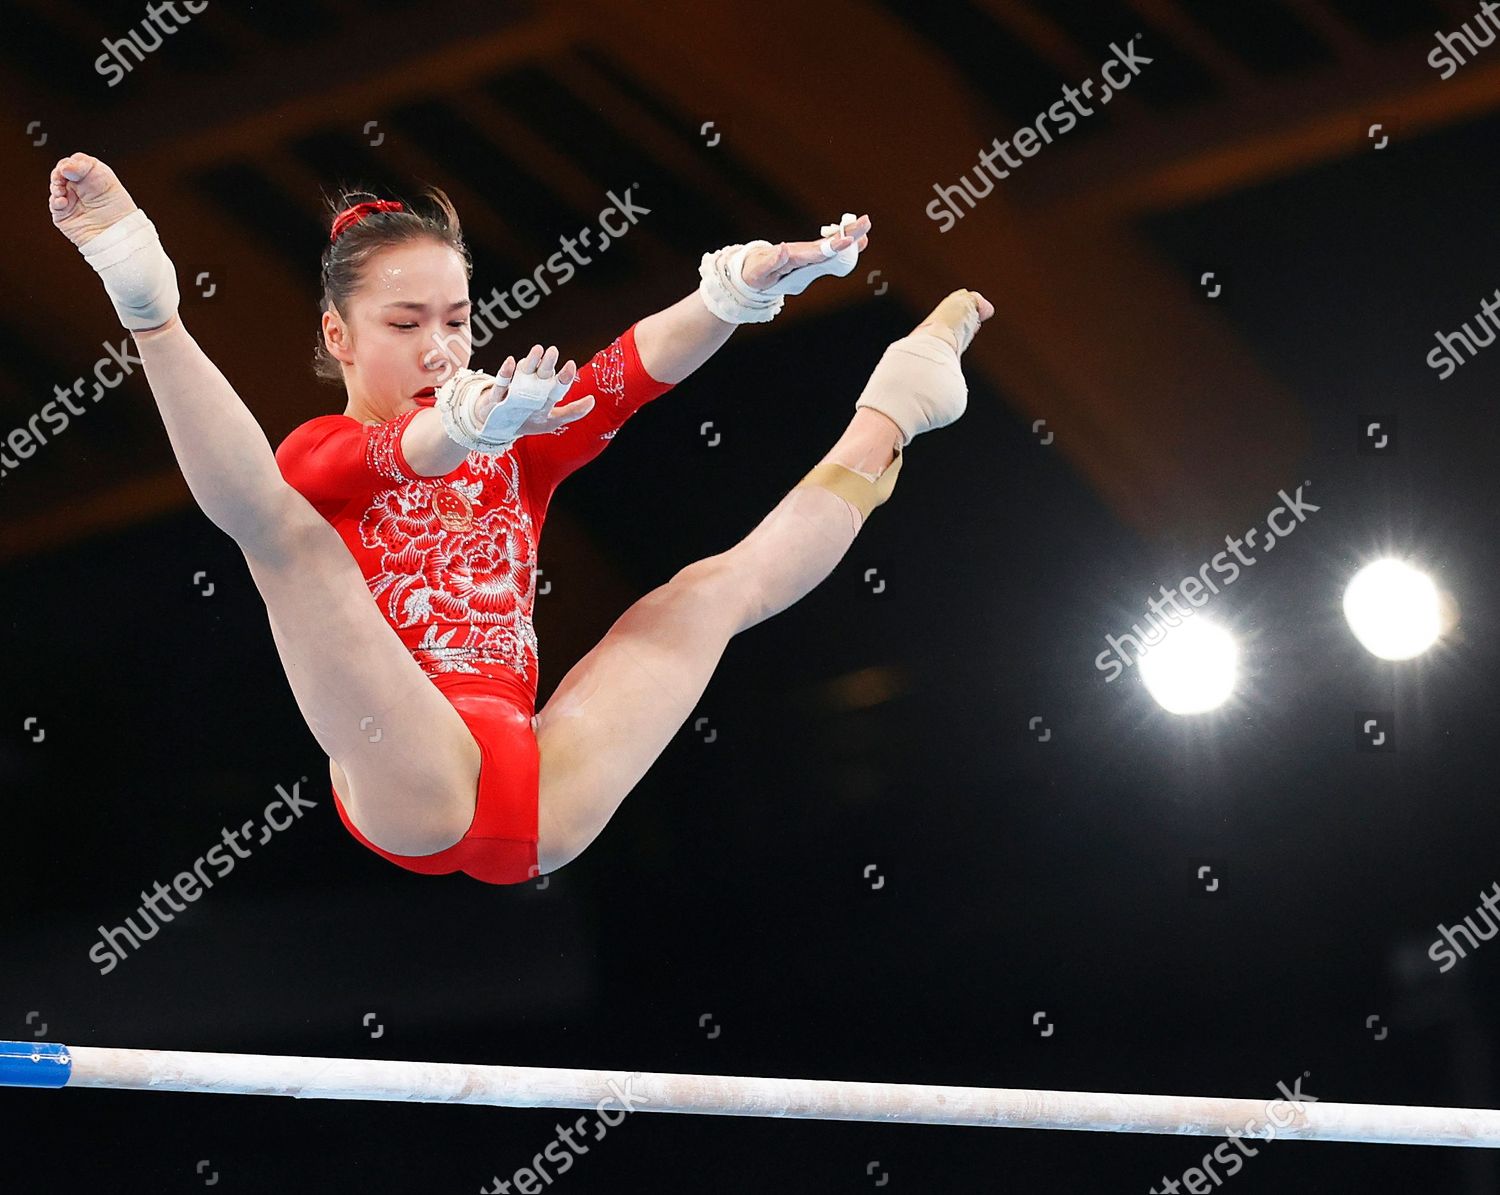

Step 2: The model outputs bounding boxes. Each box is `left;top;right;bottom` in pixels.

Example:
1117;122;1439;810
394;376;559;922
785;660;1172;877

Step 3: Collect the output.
48;153;306;551
633;213;872;384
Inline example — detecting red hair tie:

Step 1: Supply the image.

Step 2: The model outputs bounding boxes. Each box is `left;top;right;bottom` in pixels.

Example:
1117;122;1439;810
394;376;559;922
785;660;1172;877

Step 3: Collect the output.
330;199;405;242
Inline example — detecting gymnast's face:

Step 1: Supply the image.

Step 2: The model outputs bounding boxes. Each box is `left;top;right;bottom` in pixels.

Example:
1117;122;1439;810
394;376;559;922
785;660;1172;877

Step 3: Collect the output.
329;239;473;423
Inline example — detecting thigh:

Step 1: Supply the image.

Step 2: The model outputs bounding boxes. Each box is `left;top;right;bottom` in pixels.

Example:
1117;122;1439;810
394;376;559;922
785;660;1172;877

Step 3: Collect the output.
534;560;747;871
244;491;480;855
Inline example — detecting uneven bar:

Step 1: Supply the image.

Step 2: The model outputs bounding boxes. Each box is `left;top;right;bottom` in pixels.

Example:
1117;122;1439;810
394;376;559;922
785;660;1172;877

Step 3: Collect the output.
3;1041;1499;1147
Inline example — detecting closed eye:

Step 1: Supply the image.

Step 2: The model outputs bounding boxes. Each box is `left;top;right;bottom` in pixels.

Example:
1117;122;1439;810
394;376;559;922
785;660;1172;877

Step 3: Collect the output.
390;321;469;330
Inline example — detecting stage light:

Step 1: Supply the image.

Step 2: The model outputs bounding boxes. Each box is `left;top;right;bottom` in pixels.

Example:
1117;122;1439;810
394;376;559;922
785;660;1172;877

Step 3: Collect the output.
1139;618;1237;715
1343;559;1443;660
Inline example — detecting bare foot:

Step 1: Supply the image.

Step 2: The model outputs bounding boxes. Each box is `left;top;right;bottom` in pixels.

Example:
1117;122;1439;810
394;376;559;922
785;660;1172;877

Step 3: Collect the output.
49;152;140;249
912;289;994;356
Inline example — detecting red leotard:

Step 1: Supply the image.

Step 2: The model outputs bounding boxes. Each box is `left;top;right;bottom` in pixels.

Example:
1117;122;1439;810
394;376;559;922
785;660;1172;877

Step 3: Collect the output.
274;323;674;882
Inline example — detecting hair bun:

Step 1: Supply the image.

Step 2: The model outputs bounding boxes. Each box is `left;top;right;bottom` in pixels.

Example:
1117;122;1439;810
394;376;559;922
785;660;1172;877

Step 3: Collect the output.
330;199;406;243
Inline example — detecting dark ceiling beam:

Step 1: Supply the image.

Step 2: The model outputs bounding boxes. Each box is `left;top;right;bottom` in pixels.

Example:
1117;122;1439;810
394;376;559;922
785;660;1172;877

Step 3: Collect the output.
117;11;580;174
975;0;1120;83
1026;45;1500;221
1124;0;1261;88
1280;0;1366;57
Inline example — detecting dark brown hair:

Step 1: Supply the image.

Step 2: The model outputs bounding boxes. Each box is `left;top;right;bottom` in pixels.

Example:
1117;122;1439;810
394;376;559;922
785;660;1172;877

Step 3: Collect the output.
313;186;472;385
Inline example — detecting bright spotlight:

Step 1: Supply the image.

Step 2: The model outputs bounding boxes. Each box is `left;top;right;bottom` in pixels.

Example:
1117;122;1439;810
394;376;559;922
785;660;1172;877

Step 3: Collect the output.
1138;618;1238;715
1343;559;1443;660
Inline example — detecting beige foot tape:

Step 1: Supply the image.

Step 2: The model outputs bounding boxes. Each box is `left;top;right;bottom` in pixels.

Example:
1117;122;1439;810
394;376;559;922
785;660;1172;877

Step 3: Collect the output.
853;289;980;448
795;447;904;521
853;338;965;449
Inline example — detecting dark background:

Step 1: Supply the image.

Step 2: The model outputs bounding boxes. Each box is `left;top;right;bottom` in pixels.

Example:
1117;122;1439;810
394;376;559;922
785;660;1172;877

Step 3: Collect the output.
3;0;1499;1190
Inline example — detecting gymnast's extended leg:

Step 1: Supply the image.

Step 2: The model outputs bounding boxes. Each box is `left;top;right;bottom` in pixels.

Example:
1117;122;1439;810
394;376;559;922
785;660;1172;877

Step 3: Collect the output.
532;290;990;871
48;152;479;855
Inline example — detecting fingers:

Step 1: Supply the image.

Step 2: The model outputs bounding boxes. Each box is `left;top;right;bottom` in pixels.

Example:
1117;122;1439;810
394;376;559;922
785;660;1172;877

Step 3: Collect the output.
48;153;111;220
483;350;577;431
828;213;872;251
56;153;96;184
844;213;872;234
779;213;871;271
778;240;822;272
515;344;555;378
513;345;538;374
511;345;574;382
812;213;870;243
48;159;77;213
550;394;595;424
50;154;93;186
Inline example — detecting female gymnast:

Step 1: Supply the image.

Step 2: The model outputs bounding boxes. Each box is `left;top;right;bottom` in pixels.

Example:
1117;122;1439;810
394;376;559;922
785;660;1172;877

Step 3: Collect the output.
48;151;992;885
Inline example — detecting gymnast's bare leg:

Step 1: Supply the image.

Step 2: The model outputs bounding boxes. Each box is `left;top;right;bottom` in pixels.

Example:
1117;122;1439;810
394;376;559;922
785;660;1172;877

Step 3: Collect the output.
533;289;992;871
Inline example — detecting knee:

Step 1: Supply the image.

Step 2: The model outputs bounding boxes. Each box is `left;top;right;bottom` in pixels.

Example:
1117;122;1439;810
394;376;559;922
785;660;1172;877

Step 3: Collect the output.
667;554;727;592
668;553;766;632
234;487;328;567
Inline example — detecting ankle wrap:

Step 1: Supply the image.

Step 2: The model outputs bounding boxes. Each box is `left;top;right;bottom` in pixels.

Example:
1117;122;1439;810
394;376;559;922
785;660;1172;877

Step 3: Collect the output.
796;448;903;521
854;334;967;448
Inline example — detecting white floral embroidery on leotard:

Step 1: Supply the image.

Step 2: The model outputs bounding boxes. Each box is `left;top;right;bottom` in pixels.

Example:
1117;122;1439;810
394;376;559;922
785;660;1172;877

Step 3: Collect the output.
595;337;628;411
323;334;655;682
357;450;539;680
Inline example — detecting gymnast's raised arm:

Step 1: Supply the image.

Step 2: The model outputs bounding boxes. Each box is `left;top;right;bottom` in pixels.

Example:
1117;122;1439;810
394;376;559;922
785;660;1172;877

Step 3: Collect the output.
633;213;873;385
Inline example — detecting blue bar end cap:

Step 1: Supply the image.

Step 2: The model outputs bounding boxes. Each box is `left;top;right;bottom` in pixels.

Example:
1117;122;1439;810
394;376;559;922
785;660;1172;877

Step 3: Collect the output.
0;1040;72;1088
